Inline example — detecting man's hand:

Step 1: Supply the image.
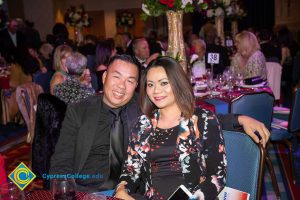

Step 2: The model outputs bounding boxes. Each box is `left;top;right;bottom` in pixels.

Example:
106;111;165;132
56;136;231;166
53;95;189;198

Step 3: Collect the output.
238;115;270;148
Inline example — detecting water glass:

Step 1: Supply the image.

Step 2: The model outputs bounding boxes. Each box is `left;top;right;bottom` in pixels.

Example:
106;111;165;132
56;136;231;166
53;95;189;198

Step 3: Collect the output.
83;192;106;200
207;79;216;98
235;73;244;89
0;181;25;200
52;178;76;200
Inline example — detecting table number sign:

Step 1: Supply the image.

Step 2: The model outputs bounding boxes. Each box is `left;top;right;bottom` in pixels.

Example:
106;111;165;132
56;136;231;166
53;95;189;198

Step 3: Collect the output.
208;53;220;64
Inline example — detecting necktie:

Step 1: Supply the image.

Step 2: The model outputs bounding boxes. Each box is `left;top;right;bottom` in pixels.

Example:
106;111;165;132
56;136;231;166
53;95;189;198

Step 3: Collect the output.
99;108;124;190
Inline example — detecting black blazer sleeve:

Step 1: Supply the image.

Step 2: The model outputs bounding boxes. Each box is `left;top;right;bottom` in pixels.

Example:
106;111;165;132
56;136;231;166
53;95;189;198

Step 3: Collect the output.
49;105;79;175
216;113;241;131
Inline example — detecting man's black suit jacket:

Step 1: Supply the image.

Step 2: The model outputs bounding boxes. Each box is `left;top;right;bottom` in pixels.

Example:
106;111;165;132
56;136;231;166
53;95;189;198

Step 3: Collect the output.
49;94;141;178
0;29;25;62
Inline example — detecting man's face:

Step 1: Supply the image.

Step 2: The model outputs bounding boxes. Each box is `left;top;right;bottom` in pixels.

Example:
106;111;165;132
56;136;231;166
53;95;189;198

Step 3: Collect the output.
102;59;139;108
194;43;205;59
135;40;150;60
8;20;18;34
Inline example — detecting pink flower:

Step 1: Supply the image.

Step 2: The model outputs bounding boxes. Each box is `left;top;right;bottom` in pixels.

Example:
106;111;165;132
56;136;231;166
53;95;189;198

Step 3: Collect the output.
159;0;175;8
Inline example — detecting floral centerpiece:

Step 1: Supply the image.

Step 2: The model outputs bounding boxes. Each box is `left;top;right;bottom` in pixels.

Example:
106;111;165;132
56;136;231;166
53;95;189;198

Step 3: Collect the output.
64;5;90;28
205;0;246;20
141;0;208;20
117;11;135;28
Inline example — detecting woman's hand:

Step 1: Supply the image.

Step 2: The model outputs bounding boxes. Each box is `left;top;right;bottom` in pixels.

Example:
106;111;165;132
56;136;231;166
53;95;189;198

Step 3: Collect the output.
80;69;92;87
238;115;270;148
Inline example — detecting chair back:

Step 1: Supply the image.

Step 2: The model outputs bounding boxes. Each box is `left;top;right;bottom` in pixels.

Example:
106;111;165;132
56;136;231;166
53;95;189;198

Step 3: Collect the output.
224;130;265;200
292;52;300;85
289;86;300;132
266;62;282;100
16;83;43;143
230;92;274;129
31;93;67;185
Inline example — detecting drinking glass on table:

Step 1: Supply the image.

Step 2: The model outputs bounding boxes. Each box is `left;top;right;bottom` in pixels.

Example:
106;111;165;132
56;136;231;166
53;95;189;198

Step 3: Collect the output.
52;178;76;200
235;73;244;90
0;181;25;200
207;78;216;98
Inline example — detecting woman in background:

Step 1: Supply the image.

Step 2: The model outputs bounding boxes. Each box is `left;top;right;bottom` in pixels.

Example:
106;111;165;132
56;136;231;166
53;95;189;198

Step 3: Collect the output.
231;31;267;80
115;57;226;200
50;44;73;94
95;41;115;91
53;52;95;104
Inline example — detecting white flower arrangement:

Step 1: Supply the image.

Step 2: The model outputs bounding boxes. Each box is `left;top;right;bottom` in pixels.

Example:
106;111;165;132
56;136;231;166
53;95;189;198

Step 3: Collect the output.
64;5;90;28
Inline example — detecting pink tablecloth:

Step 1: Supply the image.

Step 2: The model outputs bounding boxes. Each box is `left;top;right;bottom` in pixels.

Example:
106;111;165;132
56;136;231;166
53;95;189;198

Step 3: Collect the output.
25;190;120;200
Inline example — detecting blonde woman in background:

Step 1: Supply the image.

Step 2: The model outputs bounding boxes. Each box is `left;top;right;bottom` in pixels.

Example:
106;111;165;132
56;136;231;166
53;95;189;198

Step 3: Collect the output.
231;31;267;80
50;44;73;94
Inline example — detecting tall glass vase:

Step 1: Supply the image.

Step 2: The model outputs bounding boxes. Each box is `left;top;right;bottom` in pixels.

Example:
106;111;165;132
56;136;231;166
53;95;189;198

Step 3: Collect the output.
231;20;238;37
166;10;187;72
215;16;225;45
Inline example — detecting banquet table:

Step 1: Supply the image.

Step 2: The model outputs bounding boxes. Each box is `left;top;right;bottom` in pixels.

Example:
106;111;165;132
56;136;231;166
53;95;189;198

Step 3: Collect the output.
195;85;273;114
25;190;121;200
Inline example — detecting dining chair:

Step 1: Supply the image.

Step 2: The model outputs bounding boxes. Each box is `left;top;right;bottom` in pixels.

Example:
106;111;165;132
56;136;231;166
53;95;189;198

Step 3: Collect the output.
270;84;300;184
266;62;282;101
31;93;67;189
229;92;280;198
223;130;265;200
16;82;44;144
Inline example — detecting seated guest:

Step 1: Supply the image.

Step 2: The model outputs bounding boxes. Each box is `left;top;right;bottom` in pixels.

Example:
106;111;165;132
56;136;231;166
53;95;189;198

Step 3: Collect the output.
258;29;281;63
114;57;264;200
190;39;207;78
50;55;270;194
231;31;267;80
50;44;73;94
53;52;95;104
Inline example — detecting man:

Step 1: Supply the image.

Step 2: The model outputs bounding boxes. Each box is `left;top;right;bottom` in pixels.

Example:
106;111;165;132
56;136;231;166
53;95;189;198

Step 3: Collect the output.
132;38;159;71
50;55;269;192
190;39;207;78
0;18;25;62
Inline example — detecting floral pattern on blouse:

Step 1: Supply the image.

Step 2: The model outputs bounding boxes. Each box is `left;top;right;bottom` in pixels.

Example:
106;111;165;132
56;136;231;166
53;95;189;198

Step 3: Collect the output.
231;50;267;80
119;108;226;200
53;76;95;104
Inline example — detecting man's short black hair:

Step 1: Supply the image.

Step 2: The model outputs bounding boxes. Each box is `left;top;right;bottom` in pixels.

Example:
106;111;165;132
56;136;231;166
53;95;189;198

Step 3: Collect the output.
107;54;139;71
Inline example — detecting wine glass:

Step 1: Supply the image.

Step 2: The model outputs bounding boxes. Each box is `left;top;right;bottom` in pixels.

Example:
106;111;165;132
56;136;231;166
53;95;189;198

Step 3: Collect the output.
235;73;244;90
83;192;106;200
207;78;216;98
52;178;76;200
206;68;213;80
0;181;25;200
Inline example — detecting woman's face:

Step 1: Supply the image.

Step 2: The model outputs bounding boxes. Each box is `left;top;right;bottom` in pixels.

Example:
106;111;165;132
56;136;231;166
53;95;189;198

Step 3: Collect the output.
146;67;177;111
61;52;71;72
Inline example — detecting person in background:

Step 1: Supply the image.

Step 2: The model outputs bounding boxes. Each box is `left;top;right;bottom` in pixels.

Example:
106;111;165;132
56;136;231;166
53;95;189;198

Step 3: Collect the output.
132;38;159;71
94;41;115;91
0;18;25;63
258;29;281;63
78;34;97;57
39;42;54;72
231;31;267;80
190;39;207;79
50;44;73;95
53;52;95;104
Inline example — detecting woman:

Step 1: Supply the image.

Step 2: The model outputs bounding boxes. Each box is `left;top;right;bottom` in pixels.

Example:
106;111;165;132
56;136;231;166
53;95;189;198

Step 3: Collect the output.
53;52;95;104
95;41;115;91
115;57;226;200
231;31;267;80
50;44;73;94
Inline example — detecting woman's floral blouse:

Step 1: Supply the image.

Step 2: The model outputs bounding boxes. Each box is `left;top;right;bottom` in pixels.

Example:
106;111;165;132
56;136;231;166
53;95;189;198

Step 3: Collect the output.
231;50;267;80
119;108;227;200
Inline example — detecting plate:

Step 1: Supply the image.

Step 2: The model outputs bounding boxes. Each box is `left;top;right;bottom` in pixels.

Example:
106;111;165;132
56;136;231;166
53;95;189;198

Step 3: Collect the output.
194;83;207;90
194;92;208;97
240;82;266;88
273;106;290;114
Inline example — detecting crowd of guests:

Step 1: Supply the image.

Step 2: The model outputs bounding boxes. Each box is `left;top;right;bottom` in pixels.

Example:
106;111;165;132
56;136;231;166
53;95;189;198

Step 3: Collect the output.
0;17;299;199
